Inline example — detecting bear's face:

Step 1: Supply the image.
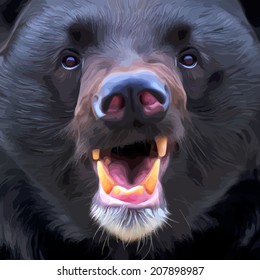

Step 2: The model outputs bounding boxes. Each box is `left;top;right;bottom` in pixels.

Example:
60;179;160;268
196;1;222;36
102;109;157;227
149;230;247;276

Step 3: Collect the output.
0;0;260;243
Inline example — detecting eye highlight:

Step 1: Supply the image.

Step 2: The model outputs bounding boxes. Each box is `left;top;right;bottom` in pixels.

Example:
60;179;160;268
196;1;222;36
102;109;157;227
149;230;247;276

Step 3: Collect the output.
62;54;81;70
178;53;198;69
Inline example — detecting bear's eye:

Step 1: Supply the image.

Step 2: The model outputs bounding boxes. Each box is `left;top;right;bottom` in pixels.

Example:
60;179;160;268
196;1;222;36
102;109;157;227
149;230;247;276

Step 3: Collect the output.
179;54;197;69
62;55;81;70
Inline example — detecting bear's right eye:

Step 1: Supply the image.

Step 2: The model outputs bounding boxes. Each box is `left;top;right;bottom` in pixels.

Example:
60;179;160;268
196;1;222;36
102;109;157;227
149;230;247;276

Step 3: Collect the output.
62;54;81;70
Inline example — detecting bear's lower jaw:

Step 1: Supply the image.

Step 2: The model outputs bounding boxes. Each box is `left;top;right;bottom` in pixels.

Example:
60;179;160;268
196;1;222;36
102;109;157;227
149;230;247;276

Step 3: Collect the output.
91;136;171;207
90;201;169;242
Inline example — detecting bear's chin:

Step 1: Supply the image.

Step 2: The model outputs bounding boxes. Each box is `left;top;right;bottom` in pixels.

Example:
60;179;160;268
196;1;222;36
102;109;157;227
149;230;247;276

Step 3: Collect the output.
90;199;169;242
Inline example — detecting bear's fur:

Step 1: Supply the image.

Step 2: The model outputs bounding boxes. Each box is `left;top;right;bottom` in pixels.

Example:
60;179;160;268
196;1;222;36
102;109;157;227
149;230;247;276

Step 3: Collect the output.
0;0;260;259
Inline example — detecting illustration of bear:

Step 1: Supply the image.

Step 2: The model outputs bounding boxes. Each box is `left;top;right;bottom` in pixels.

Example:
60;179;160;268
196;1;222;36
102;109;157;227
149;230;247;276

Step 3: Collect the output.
0;0;260;259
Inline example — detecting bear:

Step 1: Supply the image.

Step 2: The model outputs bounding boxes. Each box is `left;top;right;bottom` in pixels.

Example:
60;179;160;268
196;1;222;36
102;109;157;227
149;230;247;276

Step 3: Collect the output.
0;0;260;260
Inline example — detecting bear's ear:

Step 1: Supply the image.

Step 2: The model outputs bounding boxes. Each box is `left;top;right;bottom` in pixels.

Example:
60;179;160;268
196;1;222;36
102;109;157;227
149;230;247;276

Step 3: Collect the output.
239;0;260;40
0;0;30;53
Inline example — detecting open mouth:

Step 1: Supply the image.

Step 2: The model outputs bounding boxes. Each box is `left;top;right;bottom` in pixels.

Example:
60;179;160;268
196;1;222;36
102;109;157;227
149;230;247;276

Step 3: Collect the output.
91;136;170;208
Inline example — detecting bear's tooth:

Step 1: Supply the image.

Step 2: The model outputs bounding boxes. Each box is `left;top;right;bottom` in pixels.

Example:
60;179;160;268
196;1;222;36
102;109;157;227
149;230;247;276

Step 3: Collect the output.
112;185;145;196
97;161;115;194
132;185;144;195
92;149;100;160
113;186;121;195
141;159;160;195
124;186;144;195
155;136;168;158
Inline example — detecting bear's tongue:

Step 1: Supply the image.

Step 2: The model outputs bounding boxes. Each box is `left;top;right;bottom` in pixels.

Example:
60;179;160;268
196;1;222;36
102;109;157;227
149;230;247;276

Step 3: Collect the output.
108;155;154;188
97;156;160;203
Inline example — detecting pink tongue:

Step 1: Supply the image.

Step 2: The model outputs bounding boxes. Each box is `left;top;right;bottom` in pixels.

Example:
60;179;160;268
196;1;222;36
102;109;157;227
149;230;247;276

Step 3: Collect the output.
108;157;153;189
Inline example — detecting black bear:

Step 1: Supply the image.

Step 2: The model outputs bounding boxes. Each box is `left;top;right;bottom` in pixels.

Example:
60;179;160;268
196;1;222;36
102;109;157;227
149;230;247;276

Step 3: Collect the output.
0;0;260;259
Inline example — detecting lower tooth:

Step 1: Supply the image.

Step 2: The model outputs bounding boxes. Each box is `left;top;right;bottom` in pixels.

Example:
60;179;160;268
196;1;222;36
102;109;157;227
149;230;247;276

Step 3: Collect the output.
112;185;144;196
136;186;144;195
113;186;121;195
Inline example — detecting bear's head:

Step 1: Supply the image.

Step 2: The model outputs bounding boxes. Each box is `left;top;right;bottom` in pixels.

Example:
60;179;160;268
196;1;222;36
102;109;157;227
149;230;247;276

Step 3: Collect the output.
0;0;260;245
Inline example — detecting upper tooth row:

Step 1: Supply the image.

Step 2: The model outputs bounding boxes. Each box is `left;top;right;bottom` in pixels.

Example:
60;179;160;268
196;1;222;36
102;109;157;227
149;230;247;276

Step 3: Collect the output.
92;136;168;160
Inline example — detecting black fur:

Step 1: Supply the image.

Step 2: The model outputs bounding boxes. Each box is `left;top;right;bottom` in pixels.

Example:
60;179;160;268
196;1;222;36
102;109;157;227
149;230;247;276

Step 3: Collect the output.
0;0;260;259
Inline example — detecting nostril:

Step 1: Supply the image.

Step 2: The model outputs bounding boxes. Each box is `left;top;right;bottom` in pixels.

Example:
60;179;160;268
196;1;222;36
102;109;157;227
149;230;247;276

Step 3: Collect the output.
104;95;125;114
139;91;160;106
139;90;167;116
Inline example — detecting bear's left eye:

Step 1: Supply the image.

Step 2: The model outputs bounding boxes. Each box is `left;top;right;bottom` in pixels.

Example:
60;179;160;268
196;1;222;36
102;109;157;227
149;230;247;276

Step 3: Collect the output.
178;53;198;69
62;54;81;70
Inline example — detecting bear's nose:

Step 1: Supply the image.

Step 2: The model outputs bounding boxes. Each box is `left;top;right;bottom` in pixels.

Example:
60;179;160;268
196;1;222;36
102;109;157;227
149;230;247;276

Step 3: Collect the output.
92;70;170;128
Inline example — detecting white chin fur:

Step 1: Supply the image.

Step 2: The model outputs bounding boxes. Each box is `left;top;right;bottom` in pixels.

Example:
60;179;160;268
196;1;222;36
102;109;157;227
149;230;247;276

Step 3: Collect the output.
90;202;169;242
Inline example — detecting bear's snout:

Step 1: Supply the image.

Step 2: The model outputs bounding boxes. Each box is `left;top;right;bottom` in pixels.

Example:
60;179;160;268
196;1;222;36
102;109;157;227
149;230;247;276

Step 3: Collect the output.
92;70;170;128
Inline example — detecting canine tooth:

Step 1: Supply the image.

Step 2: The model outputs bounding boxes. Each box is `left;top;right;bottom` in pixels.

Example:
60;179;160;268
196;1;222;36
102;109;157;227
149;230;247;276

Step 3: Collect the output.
155;136;168;157
97;161;116;194
141;159;160;195
92;149;100;160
